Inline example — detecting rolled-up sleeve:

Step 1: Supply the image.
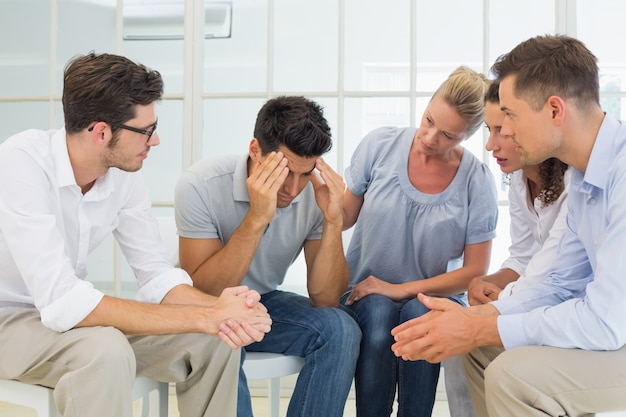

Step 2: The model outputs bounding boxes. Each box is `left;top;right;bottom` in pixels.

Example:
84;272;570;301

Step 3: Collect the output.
40;281;104;332
0;135;106;331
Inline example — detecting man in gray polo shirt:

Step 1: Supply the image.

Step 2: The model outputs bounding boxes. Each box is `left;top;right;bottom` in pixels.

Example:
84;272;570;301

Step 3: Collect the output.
174;96;361;417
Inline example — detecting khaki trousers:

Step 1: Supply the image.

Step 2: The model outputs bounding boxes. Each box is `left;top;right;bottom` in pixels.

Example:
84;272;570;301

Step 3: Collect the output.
463;345;626;417
0;309;240;417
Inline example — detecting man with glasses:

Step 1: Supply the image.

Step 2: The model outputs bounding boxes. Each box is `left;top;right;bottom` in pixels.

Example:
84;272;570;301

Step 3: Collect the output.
0;52;271;417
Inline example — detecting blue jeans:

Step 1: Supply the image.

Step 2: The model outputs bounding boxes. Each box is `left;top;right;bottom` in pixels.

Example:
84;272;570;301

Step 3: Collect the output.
237;290;361;417
342;293;440;417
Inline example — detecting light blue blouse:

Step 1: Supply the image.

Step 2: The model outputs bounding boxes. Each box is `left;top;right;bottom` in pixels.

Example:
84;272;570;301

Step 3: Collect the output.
345;126;498;288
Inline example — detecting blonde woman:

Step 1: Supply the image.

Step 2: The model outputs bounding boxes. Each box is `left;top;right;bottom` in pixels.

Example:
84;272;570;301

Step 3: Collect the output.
342;67;498;417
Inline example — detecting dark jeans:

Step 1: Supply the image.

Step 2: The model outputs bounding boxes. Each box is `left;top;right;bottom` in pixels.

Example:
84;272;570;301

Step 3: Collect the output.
237;290;361;417
343;293;441;417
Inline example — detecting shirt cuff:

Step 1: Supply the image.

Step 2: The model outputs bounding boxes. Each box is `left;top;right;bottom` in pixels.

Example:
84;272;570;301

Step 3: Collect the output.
40;281;104;332
491;295;527;315
136;268;193;304
497;313;529;349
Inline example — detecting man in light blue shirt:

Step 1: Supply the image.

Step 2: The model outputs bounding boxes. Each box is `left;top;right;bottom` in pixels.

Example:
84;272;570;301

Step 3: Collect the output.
390;34;626;416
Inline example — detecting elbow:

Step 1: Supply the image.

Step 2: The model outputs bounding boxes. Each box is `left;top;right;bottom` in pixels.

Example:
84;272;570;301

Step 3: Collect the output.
308;290;342;308
311;298;340;308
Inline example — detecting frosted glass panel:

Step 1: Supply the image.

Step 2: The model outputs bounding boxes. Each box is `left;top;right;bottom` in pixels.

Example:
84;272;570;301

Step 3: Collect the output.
122;40;185;94
578;0;626;96
0;102;49;144
273;0;338;92
203;98;266;158
343;97;410;172
141;99;184;202
488;0;554;69
415;0;482;91
122;38;184;94
57;0;117;95
0;0;50;96
578;0;626;65
205;0;268;93
344;0;411;91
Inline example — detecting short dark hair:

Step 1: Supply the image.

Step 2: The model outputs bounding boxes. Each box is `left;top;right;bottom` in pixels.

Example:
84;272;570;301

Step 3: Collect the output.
62;52;163;134
253;96;332;157
490;34;599;111
485;79;500;105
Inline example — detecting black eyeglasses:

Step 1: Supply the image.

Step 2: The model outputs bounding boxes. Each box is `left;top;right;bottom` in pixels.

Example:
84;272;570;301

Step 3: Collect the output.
114;123;158;141
88;121;157;142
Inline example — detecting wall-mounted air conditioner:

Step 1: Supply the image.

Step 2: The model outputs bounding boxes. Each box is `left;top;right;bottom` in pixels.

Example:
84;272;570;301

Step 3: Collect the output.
122;0;232;40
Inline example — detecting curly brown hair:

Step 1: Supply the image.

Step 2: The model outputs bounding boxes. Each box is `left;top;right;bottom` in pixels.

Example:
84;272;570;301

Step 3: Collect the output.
485;80;568;207
537;158;568;207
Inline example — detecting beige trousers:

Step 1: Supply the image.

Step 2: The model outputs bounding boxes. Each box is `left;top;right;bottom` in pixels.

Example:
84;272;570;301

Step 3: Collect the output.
462;345;626;417
0;309;240;417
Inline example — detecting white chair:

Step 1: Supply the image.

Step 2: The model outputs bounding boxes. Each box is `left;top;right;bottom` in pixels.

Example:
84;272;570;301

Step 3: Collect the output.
156;217;306;417
0;376;168;417
243;352;305;417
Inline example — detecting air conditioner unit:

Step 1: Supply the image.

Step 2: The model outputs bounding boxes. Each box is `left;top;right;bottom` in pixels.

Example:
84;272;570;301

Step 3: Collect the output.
122;0;232;40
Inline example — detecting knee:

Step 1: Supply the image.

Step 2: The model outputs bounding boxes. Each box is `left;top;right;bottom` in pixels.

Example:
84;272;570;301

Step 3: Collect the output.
324;308;362;345
76;327;136;379
399;297;429;322
484;349;522;394
351;295;398;331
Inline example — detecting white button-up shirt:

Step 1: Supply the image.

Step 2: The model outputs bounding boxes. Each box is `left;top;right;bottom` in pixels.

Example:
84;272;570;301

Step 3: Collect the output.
0;129;191;332
498;167;572;298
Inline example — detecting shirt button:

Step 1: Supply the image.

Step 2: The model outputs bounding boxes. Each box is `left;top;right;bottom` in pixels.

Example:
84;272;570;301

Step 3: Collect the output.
590;198;596;205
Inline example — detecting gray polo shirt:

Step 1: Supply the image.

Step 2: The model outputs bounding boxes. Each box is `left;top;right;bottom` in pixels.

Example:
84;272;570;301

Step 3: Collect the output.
175;153;323;293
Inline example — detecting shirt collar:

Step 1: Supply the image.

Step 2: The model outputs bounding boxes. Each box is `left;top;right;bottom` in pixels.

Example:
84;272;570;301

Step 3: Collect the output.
51;128;77;188
582;113;622;192
233;154;251;202
51;128;115;200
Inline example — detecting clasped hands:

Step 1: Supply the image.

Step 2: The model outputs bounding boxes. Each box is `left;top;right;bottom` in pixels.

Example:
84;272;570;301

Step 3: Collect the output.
214;286;272;349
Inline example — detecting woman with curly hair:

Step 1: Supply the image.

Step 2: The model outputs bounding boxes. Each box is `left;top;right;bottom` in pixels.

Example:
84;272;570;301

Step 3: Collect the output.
467;80;571;305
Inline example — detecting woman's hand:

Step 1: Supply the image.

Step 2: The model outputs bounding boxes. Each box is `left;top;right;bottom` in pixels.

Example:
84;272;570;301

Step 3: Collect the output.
345;275;410;304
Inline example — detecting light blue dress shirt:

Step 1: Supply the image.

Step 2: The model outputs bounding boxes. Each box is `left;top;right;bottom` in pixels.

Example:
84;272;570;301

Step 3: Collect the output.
494;114;626;350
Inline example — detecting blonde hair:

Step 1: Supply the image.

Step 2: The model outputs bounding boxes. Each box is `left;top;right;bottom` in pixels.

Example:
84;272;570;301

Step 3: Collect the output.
433;66;488;137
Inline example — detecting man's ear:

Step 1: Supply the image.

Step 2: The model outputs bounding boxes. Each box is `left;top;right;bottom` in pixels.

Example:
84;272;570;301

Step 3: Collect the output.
249;138;262;160
88;121;109;144
547;95;566;126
